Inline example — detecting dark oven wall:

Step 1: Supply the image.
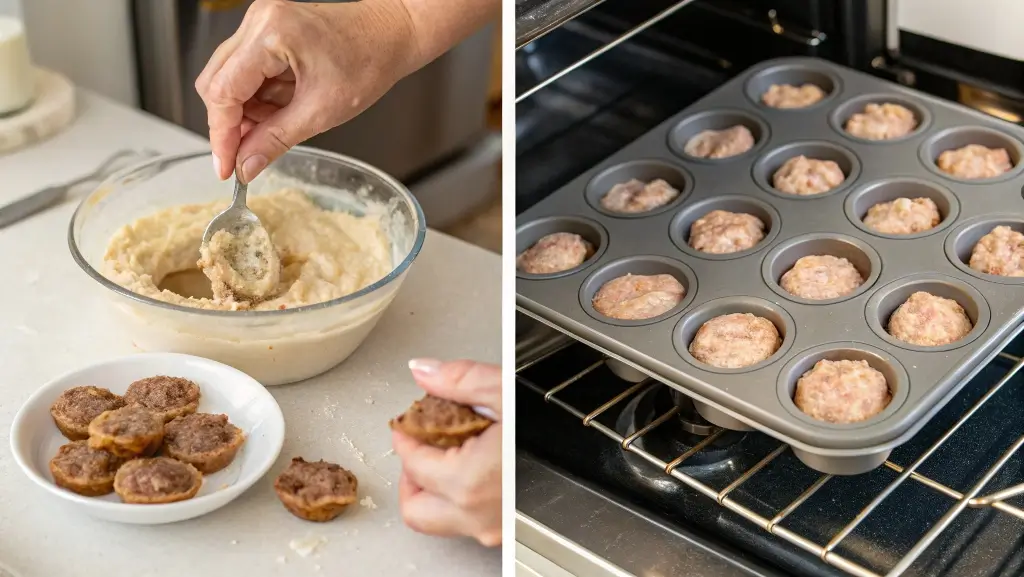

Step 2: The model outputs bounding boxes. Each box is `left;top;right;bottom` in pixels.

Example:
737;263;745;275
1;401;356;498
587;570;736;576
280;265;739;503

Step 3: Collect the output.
515;0;888;215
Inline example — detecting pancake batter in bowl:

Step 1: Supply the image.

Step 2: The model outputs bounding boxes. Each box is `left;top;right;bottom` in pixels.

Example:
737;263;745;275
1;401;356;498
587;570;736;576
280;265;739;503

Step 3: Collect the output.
103;188;392;311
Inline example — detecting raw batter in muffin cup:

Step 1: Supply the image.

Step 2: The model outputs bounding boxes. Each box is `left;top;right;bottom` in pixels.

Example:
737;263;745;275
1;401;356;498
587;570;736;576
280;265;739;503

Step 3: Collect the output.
688;210;765;255
794;359;891;424
683;125;755;159
887;291;973;347
844;103;918;140
937;144;1013;180
688;313;781;369
780;255;864;300
516;232;595;275
862;197;940;236
969;225;1024;277
592;273;685;320
599;179;680;214
772;155;846;196
762;84;827;109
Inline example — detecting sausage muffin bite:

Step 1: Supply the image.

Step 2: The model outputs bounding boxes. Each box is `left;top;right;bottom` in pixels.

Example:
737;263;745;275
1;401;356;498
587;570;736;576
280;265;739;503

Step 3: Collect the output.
163;413;246;474
274;457;358;522
88;406;164;458
389;395;494;448
49;440;126;497
114;457;203;504
50;385;125;441
124;376;201;423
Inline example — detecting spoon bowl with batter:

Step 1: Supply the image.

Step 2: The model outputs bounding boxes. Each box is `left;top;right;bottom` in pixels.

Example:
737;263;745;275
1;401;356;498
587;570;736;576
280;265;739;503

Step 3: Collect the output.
200;178;282;302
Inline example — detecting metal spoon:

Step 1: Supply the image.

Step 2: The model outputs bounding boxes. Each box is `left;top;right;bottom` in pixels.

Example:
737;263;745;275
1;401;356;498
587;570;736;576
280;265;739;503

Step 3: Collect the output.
201;177;263;246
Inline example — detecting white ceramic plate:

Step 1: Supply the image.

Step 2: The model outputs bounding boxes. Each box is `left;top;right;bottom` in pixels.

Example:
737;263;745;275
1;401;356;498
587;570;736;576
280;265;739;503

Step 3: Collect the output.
10;353;285;525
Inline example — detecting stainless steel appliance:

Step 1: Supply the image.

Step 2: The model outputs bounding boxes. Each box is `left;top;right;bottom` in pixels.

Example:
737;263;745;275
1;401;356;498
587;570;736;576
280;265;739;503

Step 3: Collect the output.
515;1;1024;576
132;0;499;228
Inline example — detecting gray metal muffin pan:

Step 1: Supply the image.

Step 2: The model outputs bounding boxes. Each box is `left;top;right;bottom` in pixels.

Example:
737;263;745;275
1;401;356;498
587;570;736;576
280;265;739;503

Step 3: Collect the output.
515;57;1024;475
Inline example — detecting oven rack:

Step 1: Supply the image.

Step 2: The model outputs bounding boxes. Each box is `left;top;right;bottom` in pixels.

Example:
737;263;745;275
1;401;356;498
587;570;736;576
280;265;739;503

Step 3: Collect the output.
515;334;1024;577
515;0;827;104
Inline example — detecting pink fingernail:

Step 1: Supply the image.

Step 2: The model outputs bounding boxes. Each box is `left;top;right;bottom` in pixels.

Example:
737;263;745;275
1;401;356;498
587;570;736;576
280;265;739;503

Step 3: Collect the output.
212;155;222;179
408;358;441;377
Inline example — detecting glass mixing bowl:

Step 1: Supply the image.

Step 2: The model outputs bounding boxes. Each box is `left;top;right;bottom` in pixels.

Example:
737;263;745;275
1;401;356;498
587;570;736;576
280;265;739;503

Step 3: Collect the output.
69;147;426;385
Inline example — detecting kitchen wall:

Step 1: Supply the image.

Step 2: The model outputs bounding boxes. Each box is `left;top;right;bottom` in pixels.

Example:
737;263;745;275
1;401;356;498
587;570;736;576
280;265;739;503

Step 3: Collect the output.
898;0;1024;61
0;0;19;18
0;0;138;106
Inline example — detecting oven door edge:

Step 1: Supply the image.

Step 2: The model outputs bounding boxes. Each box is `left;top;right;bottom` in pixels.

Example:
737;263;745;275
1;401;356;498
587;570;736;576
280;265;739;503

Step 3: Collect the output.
515;450;786;577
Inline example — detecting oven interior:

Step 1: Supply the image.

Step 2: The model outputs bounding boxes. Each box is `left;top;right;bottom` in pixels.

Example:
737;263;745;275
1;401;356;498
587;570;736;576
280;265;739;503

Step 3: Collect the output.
515;1;1024;575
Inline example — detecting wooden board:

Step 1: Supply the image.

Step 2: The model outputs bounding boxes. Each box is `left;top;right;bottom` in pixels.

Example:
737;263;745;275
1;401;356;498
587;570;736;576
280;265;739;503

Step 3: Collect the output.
0;67;75;155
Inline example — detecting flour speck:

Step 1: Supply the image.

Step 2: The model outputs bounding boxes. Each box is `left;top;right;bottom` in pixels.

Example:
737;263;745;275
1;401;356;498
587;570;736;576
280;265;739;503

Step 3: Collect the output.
289;535;327;557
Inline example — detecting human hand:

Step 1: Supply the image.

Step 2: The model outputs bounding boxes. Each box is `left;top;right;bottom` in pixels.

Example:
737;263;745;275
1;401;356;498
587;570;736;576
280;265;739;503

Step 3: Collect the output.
194;0;417;183
391;359;502;547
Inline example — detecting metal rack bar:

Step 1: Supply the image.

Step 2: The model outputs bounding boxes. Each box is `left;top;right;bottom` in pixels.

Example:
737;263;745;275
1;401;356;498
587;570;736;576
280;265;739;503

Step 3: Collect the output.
622;405;679;449
583;380;652;425
664;429;724;474
881;461;962;500
884;435;1024;577
518;344;1024;577
543;358;606;401
884;459;1024;520
768;474;832;531
970;481;1024;506
718;445;788;504
514;0;700;104
516;338;573;373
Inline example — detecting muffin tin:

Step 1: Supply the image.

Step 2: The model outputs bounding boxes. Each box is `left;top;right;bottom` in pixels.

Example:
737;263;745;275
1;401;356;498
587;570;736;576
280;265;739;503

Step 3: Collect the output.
515;57;1024;475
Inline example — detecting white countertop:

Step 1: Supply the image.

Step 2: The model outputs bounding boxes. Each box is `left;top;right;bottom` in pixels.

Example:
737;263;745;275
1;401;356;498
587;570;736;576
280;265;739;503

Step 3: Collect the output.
0;91;501;577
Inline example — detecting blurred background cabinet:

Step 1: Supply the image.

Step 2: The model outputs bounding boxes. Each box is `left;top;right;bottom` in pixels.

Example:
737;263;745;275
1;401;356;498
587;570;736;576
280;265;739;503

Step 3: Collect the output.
0;0;502;249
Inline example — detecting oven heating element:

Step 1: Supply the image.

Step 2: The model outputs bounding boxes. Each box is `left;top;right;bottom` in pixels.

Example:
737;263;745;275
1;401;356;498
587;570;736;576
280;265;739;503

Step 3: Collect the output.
516;325;1024;577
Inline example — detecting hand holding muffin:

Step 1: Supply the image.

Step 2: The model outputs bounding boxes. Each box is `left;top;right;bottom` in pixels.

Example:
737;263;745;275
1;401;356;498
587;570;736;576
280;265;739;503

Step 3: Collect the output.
390;359;501;548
